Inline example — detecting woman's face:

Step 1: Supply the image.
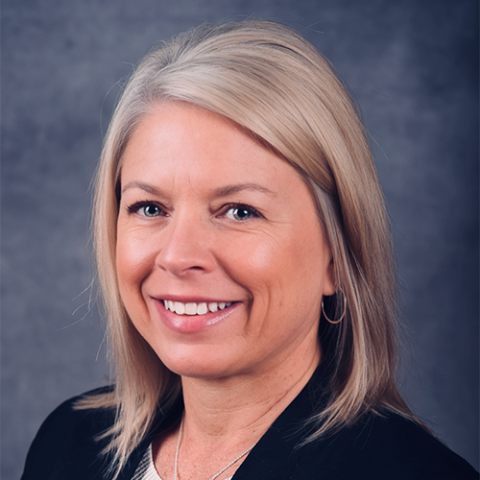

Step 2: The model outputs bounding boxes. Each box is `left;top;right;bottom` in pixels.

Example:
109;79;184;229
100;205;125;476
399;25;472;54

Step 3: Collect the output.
116;102;335;380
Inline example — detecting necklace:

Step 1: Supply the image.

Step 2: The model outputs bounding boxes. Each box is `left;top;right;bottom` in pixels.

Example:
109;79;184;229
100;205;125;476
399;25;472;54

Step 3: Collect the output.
173;417;256;480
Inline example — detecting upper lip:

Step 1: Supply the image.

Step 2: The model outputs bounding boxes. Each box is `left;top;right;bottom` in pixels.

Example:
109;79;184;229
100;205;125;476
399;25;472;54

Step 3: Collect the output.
152;295;238;304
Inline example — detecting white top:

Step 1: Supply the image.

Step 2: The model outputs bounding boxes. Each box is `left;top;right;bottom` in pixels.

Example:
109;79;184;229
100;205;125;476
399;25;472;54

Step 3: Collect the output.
132;444;233;480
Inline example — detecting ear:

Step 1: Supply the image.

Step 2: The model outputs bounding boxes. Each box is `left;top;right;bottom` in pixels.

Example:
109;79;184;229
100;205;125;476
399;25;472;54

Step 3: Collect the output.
322;258;337;296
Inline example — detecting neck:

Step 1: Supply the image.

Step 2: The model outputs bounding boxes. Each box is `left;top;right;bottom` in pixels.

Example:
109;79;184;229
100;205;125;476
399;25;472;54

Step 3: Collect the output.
153;341;321;480
180;345;320;446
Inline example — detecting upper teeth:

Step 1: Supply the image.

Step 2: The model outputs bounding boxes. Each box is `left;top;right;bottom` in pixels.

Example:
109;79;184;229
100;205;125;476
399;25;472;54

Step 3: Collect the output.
163;300;233;315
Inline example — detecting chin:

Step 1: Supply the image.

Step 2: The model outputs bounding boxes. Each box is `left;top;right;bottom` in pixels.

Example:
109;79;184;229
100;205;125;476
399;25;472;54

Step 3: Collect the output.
157;344;243;381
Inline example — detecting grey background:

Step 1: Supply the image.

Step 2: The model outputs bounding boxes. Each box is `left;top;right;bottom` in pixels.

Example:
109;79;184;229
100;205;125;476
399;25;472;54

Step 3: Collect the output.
1;1;478;479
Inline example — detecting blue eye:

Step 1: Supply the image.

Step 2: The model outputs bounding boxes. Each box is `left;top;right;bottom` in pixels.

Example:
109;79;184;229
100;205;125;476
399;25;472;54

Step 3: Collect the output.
141;204;161;217
225;205;258;221
127;201;164;217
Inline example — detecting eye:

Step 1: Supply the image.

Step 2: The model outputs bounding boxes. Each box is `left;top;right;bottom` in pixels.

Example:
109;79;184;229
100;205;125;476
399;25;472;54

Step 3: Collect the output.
127;201;165;218
142;204;161;217
224;205;259;221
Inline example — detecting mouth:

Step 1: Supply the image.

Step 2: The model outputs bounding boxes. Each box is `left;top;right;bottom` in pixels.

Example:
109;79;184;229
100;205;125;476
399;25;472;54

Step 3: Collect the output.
156;298;240;334
162;300;235;316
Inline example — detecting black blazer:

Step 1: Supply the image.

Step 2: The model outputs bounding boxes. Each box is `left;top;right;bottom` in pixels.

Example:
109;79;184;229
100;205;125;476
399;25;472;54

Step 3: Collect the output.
21;364;478;480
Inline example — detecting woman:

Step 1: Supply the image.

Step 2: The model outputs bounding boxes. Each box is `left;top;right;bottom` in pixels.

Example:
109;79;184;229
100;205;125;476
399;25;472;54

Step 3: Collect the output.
21;20;477;480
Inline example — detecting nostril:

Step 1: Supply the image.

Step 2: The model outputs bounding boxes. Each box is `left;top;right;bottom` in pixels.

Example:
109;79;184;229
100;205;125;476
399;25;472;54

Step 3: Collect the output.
154;223;216;275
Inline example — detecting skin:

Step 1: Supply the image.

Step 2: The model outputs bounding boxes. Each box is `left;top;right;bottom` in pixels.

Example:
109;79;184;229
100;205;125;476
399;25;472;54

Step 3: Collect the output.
116;101;335;479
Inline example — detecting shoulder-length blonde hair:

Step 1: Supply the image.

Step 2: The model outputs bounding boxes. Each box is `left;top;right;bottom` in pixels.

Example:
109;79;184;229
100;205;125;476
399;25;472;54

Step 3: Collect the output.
81;20;417;477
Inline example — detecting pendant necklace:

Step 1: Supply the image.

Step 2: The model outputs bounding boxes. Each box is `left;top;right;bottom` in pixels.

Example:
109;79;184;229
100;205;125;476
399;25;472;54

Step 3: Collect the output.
173;417;256;480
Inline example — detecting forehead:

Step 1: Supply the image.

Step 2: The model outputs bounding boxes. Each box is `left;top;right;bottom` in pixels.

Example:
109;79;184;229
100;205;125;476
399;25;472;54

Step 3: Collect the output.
120;102;306;193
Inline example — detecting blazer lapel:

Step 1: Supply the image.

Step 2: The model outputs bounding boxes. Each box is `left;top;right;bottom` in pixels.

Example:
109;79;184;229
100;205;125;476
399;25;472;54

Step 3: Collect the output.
232;364;329;480
119;365;329;480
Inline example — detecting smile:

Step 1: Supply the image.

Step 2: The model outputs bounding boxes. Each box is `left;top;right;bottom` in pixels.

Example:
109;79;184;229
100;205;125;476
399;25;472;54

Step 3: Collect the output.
162;300;234;316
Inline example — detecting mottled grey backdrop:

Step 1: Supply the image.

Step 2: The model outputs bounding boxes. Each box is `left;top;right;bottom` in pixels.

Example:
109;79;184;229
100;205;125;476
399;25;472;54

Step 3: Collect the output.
2;1;478;479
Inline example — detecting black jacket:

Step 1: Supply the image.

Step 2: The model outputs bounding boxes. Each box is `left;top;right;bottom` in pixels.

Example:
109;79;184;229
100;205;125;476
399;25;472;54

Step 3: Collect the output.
21;364;478;479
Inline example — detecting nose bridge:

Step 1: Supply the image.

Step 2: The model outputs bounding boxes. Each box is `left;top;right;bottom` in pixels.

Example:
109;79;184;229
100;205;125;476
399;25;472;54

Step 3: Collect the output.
156;206;215;276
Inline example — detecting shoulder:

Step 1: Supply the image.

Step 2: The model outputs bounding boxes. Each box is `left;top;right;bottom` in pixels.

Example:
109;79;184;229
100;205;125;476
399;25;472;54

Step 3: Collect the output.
21;387;117;480
237;366;478;480
295;409;478;480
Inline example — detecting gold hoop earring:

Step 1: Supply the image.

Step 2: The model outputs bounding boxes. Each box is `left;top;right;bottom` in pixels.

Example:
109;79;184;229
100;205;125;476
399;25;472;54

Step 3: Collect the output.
322;290;347;324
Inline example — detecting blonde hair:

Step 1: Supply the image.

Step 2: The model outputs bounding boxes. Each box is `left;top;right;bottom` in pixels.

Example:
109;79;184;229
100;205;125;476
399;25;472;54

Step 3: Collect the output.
81;20;417;477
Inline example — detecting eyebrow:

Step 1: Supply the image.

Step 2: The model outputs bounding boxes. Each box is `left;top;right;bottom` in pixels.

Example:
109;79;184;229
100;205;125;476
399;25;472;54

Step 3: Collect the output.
121;182;162;195
121;182;276;198
212;183;276;198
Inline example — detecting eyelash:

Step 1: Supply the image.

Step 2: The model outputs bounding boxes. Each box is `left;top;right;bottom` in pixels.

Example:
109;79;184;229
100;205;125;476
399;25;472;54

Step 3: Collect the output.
222;203;262;221
127;201;166;217
126;201;262;221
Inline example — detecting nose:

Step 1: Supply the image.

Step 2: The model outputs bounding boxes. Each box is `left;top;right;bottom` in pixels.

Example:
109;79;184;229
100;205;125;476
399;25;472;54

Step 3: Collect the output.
155;211;216;277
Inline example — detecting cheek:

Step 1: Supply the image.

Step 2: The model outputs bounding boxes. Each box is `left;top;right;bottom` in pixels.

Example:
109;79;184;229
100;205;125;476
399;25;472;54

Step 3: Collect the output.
218;234;311;317
220;233;282;291
239;228;329;325
116;229;156;306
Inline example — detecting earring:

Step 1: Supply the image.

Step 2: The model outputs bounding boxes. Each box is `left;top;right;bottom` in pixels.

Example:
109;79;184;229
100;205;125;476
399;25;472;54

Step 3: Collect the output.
322;290;347;324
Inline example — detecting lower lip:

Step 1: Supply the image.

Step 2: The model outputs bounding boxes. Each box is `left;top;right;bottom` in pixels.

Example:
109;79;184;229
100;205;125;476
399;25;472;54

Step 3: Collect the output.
154;300;240;334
